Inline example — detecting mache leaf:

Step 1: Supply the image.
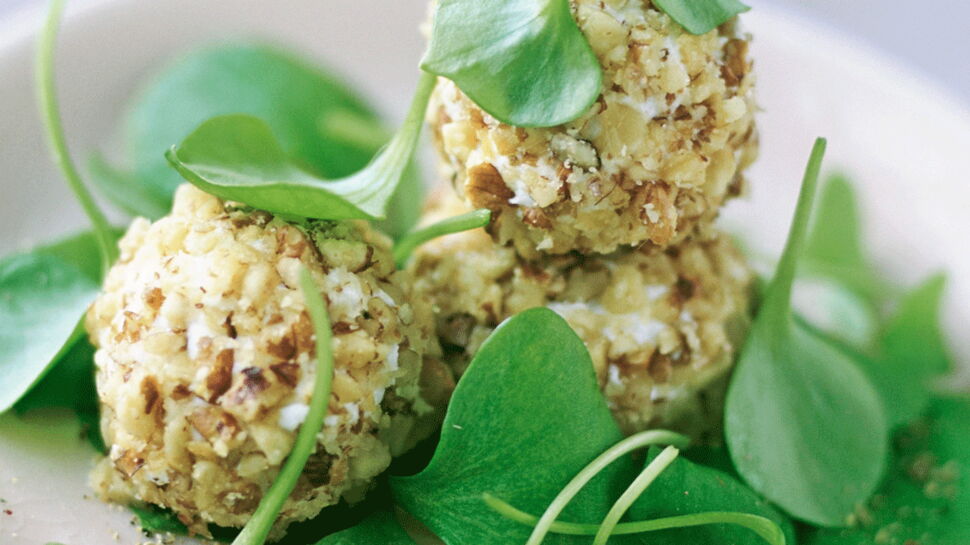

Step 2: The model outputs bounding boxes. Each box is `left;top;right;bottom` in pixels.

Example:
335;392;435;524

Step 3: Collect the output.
623;447;794;545
870;274;952;427
725;139;889;526
652;0;750;35
391;308;635;545
316;511;416;545
0;252;99;412
166;72;435;223
422;0;601;127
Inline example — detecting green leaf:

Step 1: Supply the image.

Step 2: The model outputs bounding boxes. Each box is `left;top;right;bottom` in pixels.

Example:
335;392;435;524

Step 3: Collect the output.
130;504;190;536
316;511;415;545
392;308;635;545
165;72;436;222
393;208;491;268
231;267;335;545
725;139;889;526
622;447;794;545
95;45;370;211
870;274;952;427
422;0;601;127
13;337;97;417
802;175;888;302
806;395;970;544
792;277;880;352
0;252;99;413
652;0;750;35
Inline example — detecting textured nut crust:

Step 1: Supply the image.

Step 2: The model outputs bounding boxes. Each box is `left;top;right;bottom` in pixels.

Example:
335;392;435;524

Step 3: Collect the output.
428;0;758;256
409;191;752;436
86;185;451;538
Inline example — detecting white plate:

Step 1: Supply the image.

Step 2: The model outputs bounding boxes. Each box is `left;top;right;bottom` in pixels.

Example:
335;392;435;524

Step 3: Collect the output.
1;1;969;543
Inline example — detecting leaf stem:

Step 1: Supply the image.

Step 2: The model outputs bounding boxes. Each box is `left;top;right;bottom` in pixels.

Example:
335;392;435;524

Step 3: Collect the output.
525;429;689;545
37;0;118;274
592;446;679;545
393;209;491;268
483;494;784;545
231;267;334;545
761;138;827;323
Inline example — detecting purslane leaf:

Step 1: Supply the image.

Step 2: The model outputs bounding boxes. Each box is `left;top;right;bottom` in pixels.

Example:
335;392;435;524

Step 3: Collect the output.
871;274;952;427
166;72;436;222
652;0;750;35
422;0;602;127
725;139;889;526
806;395;970;544
0;252;99;412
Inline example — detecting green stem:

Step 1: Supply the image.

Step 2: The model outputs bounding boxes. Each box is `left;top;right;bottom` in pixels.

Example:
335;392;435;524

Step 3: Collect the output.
761;138;827;323
232;267;334;545
393;209;491;268
484;494;784;545
592;446;679;545
525;430;689;545
37;0;118;274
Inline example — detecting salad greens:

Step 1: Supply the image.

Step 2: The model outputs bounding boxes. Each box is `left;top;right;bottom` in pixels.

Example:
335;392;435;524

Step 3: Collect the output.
91;43;423;237
232;268;335;545
316;511;416;545
652;0;750;36
166;72;435;223
422;0;601;127
393;208;491;268
725;139;890;526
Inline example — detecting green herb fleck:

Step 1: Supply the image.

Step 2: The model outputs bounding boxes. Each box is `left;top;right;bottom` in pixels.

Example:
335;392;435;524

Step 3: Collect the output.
725;139;889;526
422;0;601;127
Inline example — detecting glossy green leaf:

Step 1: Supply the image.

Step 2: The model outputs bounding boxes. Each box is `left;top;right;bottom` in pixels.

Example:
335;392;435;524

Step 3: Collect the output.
393;208;491;268
166;72;435;222
13;337;97;417
802;175;888;302
622;448;794;545
807;395;970;544
0;252;99;412
422;0;601;127
392;308;636;545
652;0;750;35
316;511;415;545
792;277;879;352
871;274;952;427
725;139;889;526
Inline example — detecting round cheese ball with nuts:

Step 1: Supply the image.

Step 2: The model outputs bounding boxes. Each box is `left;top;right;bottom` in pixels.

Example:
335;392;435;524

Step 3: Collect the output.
428;0;758;257
86;185;452;538
409;191;753;437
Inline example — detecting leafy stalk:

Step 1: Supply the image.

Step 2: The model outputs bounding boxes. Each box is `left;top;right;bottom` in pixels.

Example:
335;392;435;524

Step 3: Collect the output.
484;495;784;545
393;209;491;268
592;446;679;545
232;267;334;545
37;0;118;273
524;430;689;545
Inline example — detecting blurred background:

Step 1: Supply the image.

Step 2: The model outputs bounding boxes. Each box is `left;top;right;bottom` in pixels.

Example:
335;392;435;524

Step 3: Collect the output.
2;0;968;103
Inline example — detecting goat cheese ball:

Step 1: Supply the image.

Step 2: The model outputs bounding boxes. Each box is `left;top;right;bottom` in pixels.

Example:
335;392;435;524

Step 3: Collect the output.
408;191;753;436
86;185;452;538
428;0;758;257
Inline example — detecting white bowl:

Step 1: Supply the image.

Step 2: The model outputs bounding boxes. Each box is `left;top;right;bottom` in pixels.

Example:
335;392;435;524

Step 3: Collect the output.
1;1;968;543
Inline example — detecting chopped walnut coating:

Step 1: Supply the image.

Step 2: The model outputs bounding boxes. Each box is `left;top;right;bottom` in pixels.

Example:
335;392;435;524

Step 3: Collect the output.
86;185;451;539
409;190;752;437
428;0;758;256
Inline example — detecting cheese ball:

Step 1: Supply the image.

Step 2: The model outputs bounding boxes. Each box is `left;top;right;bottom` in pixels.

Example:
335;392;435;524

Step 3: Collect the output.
408;191;752;436
428;0;758;257
86;185;452;538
